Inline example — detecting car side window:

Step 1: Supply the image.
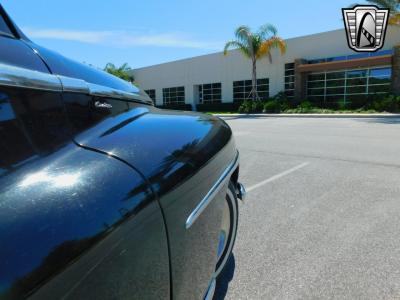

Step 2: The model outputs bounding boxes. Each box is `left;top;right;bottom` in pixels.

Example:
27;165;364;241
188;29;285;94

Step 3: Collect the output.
0;91;34;171
0;13;13;37
0;87;71;172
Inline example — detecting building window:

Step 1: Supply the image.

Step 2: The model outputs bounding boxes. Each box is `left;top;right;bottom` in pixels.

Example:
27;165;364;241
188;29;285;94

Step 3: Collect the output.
198;83;221;104
144;89;156;103
307;49;393;64
284;63;295;99
306;66;392;106
163;86;185;105
233;78;269;102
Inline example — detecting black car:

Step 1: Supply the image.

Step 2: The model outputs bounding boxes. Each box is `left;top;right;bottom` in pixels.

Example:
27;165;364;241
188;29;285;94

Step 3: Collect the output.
0;5;245;300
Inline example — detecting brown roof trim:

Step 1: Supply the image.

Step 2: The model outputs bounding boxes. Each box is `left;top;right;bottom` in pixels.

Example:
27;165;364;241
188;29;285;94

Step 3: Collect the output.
297;55;392;73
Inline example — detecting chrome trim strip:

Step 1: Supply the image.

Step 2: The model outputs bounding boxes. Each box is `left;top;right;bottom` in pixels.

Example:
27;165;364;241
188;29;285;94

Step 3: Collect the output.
57;75;89;94
203;278;216;300
0;63;153;105
0;63;61;92
186;151;239;229
58;78;153;105
88;83;153;105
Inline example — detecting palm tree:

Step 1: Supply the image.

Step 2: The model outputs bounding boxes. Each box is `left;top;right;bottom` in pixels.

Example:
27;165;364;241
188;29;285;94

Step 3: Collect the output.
362;0;399;26
104;63;135;82
224;24;286;101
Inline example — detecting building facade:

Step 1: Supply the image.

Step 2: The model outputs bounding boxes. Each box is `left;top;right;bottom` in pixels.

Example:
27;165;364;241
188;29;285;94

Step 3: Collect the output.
132;27;400;110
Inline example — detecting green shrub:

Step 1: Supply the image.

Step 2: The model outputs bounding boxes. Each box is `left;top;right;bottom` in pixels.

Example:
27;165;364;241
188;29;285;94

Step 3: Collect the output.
297;101;314;112
337;101;348;111
281;100;315;113
299;101;313;109
263;100;281;113
238;100;264;113
252;100;264;112
370;95;400;112
237;95;400;114
346;95;369;109
238;100;251;113
272;91;287;101
272;91;293;111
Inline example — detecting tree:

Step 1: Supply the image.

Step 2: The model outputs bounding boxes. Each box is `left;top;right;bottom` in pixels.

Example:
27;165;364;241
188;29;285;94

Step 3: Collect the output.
223;24;286;101
104;63;135;82
364;0;400;26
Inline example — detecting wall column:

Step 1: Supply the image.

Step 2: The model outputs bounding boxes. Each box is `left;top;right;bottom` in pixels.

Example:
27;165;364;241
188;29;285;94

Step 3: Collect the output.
392;45;400;96
294;58;308;102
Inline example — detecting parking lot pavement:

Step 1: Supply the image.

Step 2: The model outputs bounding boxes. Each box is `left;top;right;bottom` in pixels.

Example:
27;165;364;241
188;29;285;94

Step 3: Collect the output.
214;117;400;300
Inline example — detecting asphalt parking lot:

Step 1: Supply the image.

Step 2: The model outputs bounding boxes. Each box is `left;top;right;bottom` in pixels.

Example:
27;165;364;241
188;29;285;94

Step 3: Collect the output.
214;116;400;300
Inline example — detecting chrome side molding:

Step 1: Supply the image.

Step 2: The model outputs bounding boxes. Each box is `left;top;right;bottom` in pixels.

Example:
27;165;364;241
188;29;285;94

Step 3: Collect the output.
58;76;153;105
88;82;153;105
0;63;61;92
0;63;153;105
57;75;89;94
203;278;216;300
185;151;239;230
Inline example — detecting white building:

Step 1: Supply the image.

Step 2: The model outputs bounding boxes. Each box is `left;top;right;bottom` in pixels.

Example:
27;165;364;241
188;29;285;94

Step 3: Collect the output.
132;27;400;111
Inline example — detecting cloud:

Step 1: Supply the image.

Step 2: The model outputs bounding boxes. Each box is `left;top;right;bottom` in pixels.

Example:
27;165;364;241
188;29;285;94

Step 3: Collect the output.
23;28;112;43
23;28;221;50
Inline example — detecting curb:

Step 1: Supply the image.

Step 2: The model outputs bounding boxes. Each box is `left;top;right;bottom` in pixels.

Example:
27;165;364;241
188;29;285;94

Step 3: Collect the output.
213;113;400;118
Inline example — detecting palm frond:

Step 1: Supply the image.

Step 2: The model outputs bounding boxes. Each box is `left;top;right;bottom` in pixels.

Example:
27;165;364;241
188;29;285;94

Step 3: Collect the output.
234;25;255;56
104;63;116;71
119;63;131;72
257;23;277;40
354;0;399;26
366;0;399;11
223;40;251;58
104;63;134;82
234;25;251;44
256;37;287;60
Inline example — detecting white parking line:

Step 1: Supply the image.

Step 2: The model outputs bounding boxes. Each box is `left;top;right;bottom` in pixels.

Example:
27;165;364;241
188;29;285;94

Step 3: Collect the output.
247;162;310;192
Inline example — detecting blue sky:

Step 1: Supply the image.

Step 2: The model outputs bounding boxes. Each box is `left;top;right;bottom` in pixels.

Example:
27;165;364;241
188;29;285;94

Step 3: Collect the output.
2;0;367;69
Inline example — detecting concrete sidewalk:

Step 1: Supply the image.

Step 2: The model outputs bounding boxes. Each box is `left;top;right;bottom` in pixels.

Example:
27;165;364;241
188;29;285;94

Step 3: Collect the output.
213;113;400;118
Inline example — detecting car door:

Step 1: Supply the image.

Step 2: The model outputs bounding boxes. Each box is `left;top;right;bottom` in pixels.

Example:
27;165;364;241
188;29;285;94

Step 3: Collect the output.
0;12;170;299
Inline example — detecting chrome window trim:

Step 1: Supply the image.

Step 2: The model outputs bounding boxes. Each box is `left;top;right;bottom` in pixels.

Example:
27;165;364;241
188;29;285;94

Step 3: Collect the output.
185;151;239;230
88;82;153;105
0;63;153;105
0;62;61;92
57;75;89;94
58;76;153;105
